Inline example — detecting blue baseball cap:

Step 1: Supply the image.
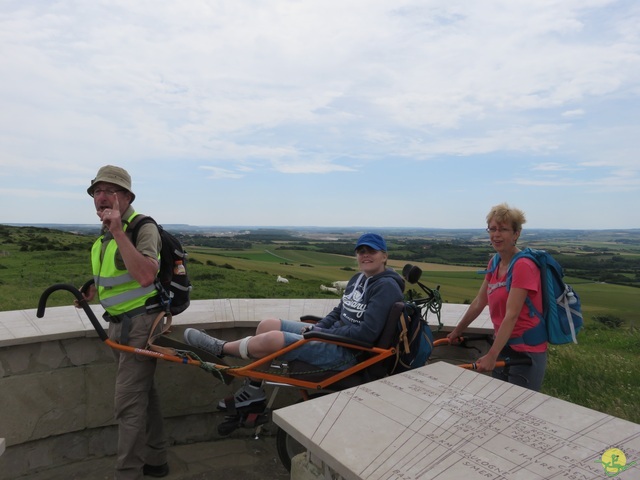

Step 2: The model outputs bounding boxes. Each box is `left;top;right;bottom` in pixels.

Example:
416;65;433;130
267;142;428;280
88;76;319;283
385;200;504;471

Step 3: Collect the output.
355;233;387;252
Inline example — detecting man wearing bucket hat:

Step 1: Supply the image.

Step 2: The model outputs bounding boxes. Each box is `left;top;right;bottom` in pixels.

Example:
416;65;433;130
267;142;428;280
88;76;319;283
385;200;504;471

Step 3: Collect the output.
183;232;404;411
81;165;169;479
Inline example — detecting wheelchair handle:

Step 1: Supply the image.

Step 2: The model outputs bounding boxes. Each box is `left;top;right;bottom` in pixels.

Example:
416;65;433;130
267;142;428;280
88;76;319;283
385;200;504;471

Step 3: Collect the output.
461;357;533;370
37;283;232;375
37;283;108;341
433;334;493;347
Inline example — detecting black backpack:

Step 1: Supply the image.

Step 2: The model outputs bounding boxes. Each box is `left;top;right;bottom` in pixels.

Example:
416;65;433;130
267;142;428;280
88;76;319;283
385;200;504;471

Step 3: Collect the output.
128;215;192;316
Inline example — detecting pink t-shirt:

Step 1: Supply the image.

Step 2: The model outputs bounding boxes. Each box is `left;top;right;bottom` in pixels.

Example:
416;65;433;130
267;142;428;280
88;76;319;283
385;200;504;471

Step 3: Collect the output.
486;257;547;353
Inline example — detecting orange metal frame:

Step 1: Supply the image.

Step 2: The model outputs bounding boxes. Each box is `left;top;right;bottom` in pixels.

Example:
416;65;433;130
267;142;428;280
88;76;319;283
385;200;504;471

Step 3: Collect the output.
37;283;524;394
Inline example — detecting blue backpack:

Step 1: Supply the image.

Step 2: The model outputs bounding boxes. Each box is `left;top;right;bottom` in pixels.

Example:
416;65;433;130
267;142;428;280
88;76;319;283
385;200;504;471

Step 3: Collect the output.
483;248;583;345
392;302;435;373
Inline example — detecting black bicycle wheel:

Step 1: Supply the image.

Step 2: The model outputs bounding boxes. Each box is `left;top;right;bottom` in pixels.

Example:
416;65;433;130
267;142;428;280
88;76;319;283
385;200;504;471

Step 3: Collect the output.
276;393;326;472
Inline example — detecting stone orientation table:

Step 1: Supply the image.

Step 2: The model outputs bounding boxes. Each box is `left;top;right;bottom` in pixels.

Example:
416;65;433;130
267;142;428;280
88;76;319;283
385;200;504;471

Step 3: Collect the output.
274;362;640;480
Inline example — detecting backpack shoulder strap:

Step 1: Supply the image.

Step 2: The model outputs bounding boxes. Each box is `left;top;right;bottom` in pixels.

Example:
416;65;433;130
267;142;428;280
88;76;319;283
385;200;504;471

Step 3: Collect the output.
505;247;548;346
127;214;157;246
505;247;540;290
477;253;500;275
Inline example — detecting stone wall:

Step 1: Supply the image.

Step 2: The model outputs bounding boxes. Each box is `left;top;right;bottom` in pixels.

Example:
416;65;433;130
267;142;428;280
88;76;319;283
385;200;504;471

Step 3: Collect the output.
0;325;269;479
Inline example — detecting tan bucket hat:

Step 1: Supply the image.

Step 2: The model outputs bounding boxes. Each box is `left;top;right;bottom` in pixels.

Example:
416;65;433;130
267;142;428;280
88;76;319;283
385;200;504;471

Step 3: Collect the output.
87;165;135;202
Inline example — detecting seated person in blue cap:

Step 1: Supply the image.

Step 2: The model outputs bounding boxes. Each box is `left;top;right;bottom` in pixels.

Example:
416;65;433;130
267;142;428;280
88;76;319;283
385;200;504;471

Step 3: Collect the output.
184;233;405;409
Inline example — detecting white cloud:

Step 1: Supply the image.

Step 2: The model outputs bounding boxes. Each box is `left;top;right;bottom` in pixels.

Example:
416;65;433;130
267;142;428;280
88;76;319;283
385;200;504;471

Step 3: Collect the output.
532;163;578;172
271;159;356;175
0;0;639;228
199;166;245;180
562;109;586;117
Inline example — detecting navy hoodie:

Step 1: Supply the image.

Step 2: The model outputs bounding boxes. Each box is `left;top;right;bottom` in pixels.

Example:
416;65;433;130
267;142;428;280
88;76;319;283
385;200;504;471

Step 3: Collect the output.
315;268;405;345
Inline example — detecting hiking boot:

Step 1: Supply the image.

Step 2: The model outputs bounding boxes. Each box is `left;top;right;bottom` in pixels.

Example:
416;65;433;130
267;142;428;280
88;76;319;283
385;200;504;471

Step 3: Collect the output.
143;462;169;477
184;328;226;356
218;379;267;409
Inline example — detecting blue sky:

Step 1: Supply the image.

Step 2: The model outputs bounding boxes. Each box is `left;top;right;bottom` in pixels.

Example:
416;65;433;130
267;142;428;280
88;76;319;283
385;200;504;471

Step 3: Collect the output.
1;1;639;229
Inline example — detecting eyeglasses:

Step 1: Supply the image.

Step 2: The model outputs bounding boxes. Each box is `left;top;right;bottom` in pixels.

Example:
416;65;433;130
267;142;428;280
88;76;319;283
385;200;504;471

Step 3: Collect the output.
91;188;124;197
486;227;513;234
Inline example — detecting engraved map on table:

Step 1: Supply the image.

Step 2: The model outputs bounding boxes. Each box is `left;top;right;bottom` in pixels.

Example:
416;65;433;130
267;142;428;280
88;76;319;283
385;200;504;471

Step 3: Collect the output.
274;362;640;480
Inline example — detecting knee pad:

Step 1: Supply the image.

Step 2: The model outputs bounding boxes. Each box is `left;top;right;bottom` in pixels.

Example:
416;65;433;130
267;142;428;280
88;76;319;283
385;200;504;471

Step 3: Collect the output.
239;336;252;360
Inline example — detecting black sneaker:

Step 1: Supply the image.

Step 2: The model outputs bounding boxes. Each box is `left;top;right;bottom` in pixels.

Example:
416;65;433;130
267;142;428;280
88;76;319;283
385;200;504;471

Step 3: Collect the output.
143;463;169;478
218;379;267;409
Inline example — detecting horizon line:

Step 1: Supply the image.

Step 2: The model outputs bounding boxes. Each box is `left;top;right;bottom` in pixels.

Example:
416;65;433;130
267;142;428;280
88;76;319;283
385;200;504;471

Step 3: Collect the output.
3;223;640;232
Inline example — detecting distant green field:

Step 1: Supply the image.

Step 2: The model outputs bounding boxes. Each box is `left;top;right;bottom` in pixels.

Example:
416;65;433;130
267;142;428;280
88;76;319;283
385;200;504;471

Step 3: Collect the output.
2;241;638;326
567;280;639;323
194;246;356;268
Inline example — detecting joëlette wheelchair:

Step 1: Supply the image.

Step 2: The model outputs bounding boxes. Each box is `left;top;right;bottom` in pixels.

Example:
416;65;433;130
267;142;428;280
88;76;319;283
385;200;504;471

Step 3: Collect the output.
37;264;528;471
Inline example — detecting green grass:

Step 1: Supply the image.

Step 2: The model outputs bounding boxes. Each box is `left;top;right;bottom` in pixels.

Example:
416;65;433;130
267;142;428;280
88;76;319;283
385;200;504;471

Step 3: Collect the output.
567;281;639;323
543;323;640;423
0;250;92;311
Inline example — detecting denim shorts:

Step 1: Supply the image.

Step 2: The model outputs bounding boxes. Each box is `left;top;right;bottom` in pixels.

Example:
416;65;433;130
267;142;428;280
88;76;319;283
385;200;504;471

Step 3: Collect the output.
279;320;358;371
